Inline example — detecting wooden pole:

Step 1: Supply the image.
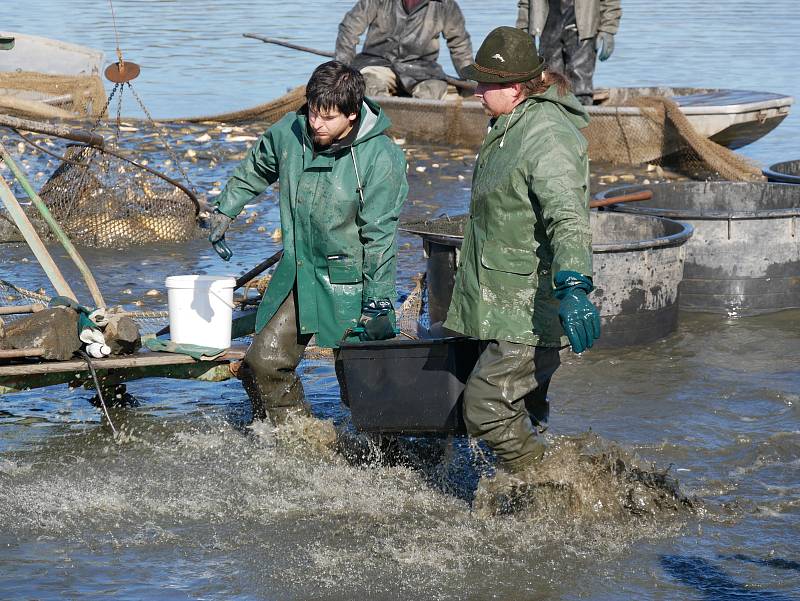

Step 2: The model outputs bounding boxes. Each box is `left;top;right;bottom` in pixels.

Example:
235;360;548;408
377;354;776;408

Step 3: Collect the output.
0;304;44;316
0;142;106;307
0;113;105;148
589;190;653;209
0;95;75;120
242;33;476;92
0;174;77;301
0;348;45;359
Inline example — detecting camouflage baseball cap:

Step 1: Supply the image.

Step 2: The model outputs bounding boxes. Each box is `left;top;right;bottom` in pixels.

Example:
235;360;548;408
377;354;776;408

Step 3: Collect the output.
462;26;545;84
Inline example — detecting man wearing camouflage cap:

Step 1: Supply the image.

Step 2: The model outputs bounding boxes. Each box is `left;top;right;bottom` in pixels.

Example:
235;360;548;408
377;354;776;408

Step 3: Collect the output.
444;26;600;475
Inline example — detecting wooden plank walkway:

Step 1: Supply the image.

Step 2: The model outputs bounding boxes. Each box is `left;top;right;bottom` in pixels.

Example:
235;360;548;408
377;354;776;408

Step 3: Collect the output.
0;346;247;394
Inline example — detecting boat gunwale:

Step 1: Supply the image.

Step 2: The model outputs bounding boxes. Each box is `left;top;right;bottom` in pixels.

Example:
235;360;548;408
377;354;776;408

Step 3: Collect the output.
375;88;794;117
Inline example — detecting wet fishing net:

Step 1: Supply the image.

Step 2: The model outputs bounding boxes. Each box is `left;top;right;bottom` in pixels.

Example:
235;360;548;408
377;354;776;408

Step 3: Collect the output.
181;85;306;124
35;143;201;247
585;93;764;181
0;72;106;119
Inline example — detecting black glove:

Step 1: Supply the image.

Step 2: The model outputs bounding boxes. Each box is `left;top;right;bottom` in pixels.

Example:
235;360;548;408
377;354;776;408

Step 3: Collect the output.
208;208;234;261
554;271;601;354
357;298;396;341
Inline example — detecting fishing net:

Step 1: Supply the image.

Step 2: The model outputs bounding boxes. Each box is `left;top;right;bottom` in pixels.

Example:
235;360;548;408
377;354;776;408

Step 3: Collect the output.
585;94;764;181
35;143;201;247
0;71;106;118
181;85;306;123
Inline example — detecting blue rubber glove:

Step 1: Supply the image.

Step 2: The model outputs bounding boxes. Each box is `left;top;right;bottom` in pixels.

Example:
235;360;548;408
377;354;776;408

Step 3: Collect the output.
357;298;397;341
208;208;234;261
596;32;615;62
554;271;601;354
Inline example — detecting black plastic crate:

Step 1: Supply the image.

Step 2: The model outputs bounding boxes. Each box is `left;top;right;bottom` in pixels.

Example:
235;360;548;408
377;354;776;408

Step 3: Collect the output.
335;337;481;435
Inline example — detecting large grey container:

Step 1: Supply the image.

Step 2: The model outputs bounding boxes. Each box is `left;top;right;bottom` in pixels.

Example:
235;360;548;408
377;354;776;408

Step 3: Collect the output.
763;160;800;185
597;181;800;316
402;211;693;348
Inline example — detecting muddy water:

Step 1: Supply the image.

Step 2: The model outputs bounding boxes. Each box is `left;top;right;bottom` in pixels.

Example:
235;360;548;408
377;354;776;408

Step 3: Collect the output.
2;1;800;598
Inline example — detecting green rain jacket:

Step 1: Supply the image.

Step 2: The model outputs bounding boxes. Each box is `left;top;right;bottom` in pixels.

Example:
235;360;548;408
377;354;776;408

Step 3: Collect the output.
444;86;592;347
214;98;408;347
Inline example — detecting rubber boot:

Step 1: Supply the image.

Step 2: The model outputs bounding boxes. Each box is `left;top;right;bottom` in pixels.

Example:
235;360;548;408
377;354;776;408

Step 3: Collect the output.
239;291;312;425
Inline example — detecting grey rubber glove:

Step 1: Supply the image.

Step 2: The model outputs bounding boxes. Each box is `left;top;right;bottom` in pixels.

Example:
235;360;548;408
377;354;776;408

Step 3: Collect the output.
554;271;601;354
596;32;615;61
208;208;234;261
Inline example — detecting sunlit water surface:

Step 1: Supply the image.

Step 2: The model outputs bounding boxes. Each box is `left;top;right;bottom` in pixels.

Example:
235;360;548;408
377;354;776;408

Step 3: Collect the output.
1;1;799;599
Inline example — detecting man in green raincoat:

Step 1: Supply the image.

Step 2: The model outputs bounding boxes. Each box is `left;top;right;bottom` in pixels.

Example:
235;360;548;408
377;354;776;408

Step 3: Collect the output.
208;61;408;424
445;27;600;474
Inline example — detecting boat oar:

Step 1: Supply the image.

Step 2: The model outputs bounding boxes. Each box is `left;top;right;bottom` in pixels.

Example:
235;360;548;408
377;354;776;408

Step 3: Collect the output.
589;190;653;209
242;33;476;92
155;249;284;337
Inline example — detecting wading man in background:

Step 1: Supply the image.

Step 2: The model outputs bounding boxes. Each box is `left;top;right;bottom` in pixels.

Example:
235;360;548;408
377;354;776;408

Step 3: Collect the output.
334;0;473;100
444;26;600;476
207;61;408;425
517;0;621;105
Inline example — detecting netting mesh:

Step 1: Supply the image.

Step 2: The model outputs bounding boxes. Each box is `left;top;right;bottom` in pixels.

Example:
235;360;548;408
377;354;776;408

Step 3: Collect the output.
36;144;200;247
0;72;106;118
182;85;306;123
585;95;764;181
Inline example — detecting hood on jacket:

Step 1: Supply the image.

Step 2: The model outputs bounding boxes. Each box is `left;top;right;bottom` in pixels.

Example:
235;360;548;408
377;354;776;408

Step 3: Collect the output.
529;84;590;130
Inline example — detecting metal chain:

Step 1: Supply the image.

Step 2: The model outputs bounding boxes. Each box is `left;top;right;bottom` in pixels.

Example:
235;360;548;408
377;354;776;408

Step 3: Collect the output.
89;82;119;135
116;82;124;132
125;82;196;193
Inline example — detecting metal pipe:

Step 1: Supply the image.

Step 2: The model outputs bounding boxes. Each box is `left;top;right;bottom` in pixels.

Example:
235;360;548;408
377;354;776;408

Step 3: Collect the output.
0;174;77;301
0;142;106;308
0;113;105;147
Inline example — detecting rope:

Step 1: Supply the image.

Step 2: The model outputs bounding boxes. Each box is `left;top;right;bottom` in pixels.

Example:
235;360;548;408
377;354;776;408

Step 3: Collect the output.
79;349;118;436
107;0;124;66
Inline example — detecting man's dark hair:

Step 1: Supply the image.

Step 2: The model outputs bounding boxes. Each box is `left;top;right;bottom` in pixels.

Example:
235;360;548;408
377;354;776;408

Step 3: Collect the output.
306;61;365;116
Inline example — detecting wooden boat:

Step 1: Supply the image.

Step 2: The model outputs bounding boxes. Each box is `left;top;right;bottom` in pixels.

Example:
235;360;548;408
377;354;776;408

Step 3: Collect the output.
184;86;793;165
378;87;793;164
0;32;106;119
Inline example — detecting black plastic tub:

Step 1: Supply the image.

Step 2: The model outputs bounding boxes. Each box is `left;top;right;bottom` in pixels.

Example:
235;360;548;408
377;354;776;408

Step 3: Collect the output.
763;160;800;184
335;337;480;435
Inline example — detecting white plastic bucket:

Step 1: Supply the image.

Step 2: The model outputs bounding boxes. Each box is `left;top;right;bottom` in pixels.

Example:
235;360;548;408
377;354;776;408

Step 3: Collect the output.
165;275;236;349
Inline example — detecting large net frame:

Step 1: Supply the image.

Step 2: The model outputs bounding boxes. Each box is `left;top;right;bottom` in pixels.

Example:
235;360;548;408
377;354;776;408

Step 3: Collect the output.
35;142;201;247
0;74;205;248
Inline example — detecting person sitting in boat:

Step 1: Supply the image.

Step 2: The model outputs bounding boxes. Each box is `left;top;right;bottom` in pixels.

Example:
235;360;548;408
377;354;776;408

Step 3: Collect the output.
517;0;621;105
334;0;474;100
443;26;600;478
207;61;408;425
